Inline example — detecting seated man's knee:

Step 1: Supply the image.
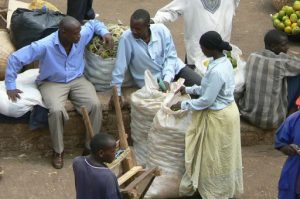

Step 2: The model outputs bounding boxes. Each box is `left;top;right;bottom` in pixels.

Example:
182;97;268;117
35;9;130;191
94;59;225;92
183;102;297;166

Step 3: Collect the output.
88;99;102;111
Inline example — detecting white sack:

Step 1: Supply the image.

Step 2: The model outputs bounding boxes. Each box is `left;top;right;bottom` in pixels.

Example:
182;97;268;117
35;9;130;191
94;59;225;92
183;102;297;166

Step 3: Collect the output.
145;93;191;199
130;70;184;166
0;69;45;117
84;50;133;91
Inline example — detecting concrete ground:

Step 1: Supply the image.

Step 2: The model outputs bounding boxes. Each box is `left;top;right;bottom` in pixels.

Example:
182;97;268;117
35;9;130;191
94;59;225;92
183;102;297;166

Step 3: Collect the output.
1;0;299;198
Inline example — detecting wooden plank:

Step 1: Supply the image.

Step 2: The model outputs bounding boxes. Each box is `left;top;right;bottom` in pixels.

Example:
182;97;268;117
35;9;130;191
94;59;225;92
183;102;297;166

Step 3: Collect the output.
112;86;134;171
81;106;94;139
121;167;159;199
118;166;143;186
107;148;130;170
112;86;128;149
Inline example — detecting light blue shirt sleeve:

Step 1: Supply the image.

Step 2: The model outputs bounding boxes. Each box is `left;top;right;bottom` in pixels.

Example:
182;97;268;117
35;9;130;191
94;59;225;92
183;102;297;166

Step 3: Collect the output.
5;42;46;90
181;70;224;110
111;35;132;96
80;19;110;46
185;85;202;95
162;28;180;83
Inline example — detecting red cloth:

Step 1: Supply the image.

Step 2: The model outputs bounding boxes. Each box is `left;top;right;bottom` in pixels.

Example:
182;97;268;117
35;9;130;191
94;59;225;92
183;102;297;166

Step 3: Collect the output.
296;97;300;106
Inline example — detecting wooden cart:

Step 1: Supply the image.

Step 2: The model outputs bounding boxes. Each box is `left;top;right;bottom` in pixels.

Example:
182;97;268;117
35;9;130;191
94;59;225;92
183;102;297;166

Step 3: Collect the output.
81;86;159;199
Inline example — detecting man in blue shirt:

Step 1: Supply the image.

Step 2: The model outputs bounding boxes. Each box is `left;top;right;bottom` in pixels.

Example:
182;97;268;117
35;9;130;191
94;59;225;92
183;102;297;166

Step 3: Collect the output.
110;9;202;104
5;16;113;169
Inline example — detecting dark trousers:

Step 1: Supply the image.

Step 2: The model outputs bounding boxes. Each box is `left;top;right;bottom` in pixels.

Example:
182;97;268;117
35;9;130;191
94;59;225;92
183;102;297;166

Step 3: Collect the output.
287;75;300;111
175;65;202;87
67;0;95;22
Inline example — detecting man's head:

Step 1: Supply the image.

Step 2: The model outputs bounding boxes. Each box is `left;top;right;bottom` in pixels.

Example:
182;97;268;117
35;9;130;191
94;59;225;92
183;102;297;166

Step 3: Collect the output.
90;133;116;163
130;9;150;39
264;29;288;54
58;16;82;44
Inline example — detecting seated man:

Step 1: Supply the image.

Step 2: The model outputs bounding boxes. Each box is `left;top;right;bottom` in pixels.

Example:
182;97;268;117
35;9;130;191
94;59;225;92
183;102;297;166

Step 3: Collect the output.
236;29;300;129
111;9;202;99
5;16;113;169
73;133;122;199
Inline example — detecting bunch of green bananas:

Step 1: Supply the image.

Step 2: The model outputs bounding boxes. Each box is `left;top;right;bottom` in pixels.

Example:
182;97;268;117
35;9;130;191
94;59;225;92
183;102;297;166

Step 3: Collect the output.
226;52;237;69
87;24;129;59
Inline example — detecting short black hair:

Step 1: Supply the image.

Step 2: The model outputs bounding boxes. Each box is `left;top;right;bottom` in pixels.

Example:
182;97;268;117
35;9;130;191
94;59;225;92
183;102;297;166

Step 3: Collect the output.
90;133;116;154
59;16;81;31
131;9;150;24
264;29;287;48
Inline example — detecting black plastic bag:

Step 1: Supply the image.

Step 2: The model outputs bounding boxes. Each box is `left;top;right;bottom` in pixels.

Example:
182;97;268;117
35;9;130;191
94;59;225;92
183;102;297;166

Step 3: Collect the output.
10;8;65;49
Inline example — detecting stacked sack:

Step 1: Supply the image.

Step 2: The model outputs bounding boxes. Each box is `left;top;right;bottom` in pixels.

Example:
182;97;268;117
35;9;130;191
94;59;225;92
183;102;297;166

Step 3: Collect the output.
130;70;167;166
145;92;191;199
0;30;15;81
85;24;133;91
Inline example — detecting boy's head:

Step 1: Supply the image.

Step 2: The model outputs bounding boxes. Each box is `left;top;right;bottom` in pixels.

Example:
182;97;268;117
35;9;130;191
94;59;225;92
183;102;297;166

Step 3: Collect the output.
264;29;288;55
90;133;116;163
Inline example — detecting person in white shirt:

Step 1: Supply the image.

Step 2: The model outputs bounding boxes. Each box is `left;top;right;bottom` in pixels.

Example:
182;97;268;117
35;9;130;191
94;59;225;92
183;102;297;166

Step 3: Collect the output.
152;0;239;69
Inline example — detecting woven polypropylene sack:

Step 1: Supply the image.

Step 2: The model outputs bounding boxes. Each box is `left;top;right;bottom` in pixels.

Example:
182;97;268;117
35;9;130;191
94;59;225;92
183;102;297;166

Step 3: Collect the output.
84;49;133;91
0;30;15;80
145;93;191;199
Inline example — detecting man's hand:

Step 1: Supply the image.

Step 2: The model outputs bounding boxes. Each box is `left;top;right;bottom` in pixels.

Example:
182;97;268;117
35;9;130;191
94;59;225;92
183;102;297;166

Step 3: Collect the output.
109;95;125;109
163;81;170;92
7;89;23;102
175;86;186;95
102;33;114;50
170;101;182;111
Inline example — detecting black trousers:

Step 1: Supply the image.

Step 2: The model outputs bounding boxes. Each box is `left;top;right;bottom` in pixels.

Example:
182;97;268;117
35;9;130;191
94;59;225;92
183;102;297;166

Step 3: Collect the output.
67;0;95;22
174;65;202;87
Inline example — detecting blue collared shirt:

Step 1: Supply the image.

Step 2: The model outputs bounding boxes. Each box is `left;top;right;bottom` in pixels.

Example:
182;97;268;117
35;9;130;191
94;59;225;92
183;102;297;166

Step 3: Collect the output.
181;56;235;111
111;23;185;95
5;20;109;90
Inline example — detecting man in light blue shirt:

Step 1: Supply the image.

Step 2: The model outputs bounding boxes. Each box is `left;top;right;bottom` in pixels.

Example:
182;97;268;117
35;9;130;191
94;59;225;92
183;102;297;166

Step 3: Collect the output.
5;16;113;169
111;9;202;103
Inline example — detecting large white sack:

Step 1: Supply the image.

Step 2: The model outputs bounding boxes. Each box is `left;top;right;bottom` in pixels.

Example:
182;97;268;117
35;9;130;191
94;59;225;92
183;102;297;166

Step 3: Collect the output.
84;50;133;91
130;70;167;166
195;44;246;93
145;93;192;199
130;70;184;166
0;69;45;117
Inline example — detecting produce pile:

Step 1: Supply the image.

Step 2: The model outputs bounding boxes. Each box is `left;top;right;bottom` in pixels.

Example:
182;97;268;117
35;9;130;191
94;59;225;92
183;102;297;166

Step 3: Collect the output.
203;52;237;69
272;1;300;35
226;52;237;68
87;24;129;58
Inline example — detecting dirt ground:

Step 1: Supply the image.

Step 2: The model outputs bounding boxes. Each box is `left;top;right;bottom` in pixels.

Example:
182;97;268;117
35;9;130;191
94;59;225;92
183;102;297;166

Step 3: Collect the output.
1;0;299;199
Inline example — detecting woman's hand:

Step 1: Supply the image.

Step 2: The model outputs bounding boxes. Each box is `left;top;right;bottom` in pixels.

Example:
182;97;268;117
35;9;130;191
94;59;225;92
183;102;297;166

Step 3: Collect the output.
175;86;186;95
171;101;182;111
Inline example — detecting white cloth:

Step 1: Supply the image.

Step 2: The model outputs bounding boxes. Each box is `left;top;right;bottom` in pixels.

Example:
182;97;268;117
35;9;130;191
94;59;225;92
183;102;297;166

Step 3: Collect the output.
153;0;239;66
